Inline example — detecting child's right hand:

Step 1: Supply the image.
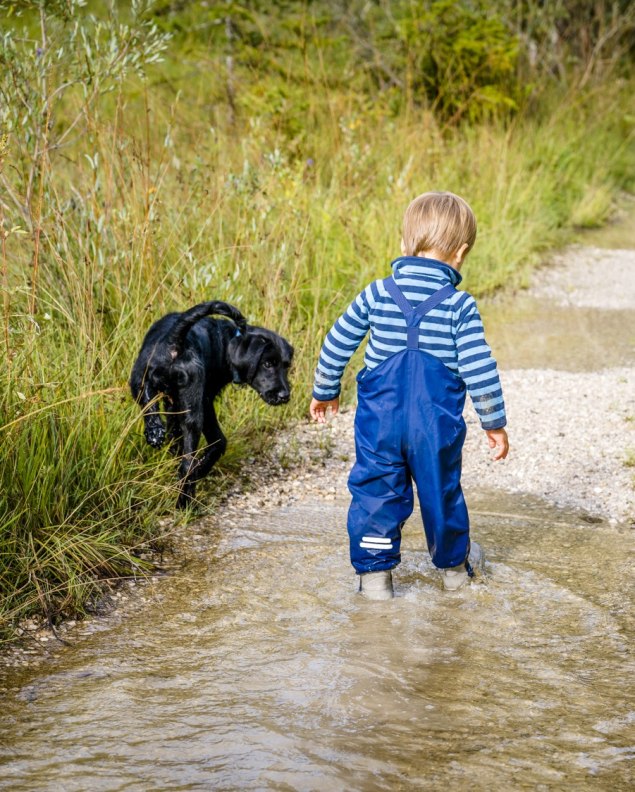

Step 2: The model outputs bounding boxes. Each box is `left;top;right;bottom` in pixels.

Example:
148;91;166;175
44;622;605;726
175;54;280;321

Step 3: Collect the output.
310;397;339;424
485;428;509;461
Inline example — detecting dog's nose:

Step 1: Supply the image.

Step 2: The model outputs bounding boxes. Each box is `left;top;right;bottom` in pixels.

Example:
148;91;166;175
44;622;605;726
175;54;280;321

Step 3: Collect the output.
275;389;290;404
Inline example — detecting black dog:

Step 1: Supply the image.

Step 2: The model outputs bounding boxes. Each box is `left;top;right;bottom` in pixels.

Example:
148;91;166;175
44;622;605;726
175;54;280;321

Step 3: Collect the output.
130;300;293;508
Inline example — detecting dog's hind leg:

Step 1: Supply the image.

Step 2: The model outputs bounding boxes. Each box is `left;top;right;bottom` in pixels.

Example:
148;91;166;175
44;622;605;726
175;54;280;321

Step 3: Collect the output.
190;401;227;483
175;408;204;510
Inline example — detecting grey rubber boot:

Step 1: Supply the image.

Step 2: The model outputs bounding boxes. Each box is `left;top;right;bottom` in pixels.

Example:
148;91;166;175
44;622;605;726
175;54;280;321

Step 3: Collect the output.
359;570;394;600
442;542;483;591
468;541;483;570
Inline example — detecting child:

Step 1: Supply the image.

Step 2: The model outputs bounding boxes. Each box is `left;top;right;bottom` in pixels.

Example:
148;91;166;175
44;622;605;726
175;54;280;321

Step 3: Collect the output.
309;191;509;599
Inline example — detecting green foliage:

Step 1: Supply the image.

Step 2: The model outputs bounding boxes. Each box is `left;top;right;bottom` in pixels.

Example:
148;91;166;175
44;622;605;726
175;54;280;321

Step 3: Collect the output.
146;0;635;126
0;0;170;230
0;0;633;636
0;0;176;633
147;0;521;122
336;0;520;121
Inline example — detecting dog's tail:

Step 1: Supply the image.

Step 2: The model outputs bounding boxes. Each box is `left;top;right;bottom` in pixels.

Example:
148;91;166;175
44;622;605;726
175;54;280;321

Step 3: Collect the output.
167;301;247;353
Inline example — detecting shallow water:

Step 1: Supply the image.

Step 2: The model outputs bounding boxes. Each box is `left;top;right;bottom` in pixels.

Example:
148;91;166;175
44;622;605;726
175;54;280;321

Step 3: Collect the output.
1;490;633;791
481;295;634;372
480;208;635;372
2;218;634;790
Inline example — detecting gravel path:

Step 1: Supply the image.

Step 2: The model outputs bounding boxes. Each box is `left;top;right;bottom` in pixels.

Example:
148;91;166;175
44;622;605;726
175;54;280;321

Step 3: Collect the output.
531;245;635;310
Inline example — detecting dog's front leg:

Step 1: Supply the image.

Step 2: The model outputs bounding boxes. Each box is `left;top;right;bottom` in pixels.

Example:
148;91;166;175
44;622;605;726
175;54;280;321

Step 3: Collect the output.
166;411;183;456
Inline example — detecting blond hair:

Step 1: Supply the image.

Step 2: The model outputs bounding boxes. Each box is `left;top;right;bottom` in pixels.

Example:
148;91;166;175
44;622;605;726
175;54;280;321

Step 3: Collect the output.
402;191;477;258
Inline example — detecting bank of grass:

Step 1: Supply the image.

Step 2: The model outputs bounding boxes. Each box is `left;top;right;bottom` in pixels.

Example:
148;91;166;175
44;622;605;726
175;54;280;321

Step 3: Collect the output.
1;66;633;637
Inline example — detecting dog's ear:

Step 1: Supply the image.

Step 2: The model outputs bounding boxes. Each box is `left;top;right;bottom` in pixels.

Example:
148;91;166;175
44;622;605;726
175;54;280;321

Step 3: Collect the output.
227;333;268;384
281;337;294;364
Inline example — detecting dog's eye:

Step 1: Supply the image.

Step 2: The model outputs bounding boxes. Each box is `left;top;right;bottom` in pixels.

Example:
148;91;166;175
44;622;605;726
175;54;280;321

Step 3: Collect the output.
263;360;274;369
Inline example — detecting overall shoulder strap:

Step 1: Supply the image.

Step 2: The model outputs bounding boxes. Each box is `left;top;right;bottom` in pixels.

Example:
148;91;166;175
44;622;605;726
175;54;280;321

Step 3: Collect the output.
383;277;456;322
411;283;456;320
383;276;413;317
383;277;456;350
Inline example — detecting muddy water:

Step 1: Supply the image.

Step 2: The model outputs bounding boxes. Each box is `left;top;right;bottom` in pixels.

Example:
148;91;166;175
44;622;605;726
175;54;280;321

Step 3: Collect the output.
1;491;633;791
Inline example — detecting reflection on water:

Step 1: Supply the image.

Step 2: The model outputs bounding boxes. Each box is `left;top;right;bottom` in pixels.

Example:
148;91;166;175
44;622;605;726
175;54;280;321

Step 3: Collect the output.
0;491;633;791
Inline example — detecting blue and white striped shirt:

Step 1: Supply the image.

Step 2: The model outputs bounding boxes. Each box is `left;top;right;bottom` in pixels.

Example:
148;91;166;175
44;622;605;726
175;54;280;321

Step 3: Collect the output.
312;257;506;430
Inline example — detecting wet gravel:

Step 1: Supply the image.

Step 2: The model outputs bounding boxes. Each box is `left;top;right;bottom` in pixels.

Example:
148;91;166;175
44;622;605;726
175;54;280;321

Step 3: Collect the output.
531;245;635;310
252;364;634;529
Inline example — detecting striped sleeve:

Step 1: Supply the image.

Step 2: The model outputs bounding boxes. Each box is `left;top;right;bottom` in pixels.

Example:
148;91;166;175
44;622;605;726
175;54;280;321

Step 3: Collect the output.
455;295;507;430
312;286;372;400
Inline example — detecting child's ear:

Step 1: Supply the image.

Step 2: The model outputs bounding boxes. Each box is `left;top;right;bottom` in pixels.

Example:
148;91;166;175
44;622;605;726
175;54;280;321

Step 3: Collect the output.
400;237;407;255
454;242;469;267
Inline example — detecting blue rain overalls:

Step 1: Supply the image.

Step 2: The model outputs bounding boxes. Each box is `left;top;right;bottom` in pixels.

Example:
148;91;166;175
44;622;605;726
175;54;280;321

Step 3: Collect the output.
347;276;470;573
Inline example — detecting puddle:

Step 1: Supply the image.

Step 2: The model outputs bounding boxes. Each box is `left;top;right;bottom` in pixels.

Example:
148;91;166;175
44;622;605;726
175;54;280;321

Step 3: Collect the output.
480;206;635;372
480;294;634;371
0;491;633;791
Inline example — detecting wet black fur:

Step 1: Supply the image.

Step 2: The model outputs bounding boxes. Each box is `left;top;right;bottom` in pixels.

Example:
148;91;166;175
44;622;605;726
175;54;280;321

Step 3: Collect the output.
130;300;293;508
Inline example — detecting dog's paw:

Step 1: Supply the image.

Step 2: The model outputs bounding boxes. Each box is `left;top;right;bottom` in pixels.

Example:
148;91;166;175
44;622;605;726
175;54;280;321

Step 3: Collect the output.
176;492;193;510
145;424;166;448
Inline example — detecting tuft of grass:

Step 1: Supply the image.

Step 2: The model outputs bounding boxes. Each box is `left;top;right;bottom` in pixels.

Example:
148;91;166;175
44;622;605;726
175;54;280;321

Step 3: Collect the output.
571;185;614;228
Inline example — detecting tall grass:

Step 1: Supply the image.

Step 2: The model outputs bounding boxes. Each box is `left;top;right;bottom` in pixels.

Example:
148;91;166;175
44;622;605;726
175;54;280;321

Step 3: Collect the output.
0;4;633;636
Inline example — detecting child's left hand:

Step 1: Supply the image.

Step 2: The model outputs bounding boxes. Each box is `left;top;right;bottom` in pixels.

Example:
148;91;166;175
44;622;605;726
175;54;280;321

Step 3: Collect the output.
485;428;509;461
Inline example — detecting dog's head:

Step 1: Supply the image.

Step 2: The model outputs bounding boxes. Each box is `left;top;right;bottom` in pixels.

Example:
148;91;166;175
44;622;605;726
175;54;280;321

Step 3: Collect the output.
228;327;294;405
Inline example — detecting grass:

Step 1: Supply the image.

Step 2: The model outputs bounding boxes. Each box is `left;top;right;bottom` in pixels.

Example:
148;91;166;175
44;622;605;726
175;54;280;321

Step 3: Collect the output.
0;23;634;638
